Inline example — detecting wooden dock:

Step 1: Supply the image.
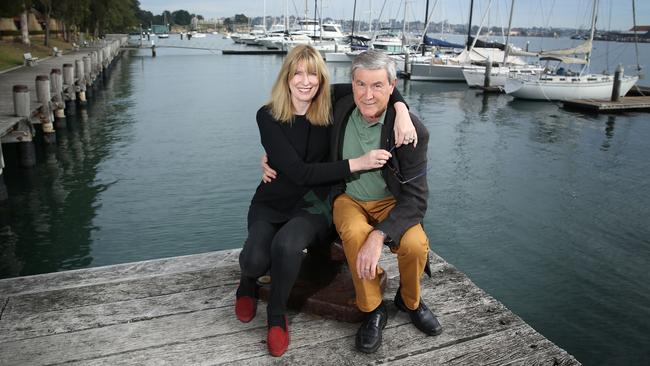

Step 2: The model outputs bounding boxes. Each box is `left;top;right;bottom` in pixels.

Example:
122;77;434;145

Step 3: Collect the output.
0;36;126;137
563;86;650;112
0;248;581;365
563;96;650;112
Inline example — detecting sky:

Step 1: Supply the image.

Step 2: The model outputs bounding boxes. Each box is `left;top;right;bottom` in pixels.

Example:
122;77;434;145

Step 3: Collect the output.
138;0;650;31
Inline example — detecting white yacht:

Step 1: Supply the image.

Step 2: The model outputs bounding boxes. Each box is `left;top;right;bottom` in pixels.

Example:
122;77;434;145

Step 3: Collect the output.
504;0;639;101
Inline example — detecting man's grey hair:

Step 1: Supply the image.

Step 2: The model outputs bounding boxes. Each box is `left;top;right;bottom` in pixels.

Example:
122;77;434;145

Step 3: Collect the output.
351;50;397;83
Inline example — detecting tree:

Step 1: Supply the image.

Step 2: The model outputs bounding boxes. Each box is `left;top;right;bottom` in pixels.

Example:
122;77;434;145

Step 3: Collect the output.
234;14;248;25
171;9;191;26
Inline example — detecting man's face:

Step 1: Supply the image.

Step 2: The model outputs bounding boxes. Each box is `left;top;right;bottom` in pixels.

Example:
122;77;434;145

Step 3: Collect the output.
352;68;396;123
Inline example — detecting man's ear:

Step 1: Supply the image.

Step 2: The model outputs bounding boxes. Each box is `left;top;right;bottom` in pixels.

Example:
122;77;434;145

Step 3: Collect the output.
388;78;397;93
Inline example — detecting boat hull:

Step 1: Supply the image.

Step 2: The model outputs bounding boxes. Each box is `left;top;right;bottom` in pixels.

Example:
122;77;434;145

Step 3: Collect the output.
462;66;544;88
409;63;465;81
505;75;639;101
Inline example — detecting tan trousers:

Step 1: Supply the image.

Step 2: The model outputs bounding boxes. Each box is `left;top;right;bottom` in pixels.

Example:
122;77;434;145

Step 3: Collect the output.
333;193;429;312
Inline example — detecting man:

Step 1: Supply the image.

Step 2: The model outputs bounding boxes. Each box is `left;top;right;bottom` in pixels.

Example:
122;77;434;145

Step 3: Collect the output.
331;49;442;354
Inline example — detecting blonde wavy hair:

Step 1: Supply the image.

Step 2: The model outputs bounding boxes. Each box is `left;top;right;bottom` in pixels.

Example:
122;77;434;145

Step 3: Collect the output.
266;44;332;126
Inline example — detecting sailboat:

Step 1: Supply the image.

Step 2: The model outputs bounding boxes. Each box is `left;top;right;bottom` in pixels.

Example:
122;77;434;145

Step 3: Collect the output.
504;0;638;101
410;0;528;82
461;0;543;89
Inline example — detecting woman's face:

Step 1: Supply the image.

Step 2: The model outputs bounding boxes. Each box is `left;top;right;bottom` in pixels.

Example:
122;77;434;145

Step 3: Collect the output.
289;60;320;109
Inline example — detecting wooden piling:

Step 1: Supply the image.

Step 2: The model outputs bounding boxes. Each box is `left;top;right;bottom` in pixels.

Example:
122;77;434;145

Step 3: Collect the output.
611;64;623;102
35;75;56;144
75;59;86;104
404;51;411;77
12;85;36;168
484;57;493;88
50;69;66;128
83;56;93;99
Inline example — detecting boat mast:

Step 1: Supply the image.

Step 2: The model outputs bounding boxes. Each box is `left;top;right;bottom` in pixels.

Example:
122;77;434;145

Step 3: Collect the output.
502;0;514;64
632;0;643;77
422;0;429;56
351;0;357;40
585;0;598;68
466;0;474;50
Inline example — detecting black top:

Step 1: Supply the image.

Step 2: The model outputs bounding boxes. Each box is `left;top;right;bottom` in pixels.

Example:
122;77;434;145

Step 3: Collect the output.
248;106;351;234
247;84;408;241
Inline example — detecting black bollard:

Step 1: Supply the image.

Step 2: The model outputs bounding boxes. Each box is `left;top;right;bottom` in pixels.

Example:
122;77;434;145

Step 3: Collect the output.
18;139;36;168
611;64;623;102
0;173;7;204
484;57;492;88
152;44;156;57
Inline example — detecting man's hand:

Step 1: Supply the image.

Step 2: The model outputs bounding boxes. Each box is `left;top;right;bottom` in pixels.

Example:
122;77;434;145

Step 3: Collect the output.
261;154;277;183
394;102;417;148
356;230;385;280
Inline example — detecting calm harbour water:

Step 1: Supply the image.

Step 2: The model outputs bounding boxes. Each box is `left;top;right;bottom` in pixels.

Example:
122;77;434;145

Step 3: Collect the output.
1;35;649;365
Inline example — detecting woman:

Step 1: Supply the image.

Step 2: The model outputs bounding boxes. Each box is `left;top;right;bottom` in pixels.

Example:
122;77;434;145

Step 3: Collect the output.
236;45;415;357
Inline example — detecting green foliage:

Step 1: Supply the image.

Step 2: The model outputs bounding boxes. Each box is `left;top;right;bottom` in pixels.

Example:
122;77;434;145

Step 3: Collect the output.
0;1;23;17
234;14;249;24
172;10;191;26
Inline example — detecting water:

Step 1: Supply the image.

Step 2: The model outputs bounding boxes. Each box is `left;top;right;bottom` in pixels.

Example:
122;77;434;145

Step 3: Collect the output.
1;36;650;365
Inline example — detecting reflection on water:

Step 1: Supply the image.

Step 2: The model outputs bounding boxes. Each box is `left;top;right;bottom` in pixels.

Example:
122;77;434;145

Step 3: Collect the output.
1;36;649;366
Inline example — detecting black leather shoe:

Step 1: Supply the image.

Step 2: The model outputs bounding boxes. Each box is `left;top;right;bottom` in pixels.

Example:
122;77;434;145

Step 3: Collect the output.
355;302;388;353
394;287;442;336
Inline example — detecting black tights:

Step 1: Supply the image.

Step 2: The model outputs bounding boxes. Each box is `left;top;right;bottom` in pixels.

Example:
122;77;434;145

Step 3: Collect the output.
239;217;320;319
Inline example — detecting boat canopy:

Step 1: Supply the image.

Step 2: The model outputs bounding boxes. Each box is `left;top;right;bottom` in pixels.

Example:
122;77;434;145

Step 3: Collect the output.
539;55;588;64
540;40;592;56
506;45;540;57
467;36;506;50
424;36;464;49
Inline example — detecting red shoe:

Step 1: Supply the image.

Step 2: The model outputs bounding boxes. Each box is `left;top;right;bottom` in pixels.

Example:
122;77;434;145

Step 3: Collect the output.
235;296;257;323
267;316;289;357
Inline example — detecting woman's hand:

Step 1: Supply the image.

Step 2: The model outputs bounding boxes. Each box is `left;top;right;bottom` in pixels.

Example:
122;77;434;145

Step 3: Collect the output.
261;154;277;183
349;149;392;173
394;102;417;147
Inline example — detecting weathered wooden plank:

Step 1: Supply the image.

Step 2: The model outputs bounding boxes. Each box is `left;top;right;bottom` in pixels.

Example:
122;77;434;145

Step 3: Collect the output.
0;249;240;296
1;264;240;323
56;296;515;366
377;324;579;365
0;259;460;345
0;260;497;365
0;284;237;343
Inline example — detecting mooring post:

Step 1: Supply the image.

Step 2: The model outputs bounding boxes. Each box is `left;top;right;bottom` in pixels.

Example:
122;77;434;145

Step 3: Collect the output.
62;63;76;115
611;64;623;102
91;51;99;82
11;85;36;168
83;56;93;99
49;68;67;129
484;56;492;88
404;50;411;77
75;59;87;104
35;75;56;144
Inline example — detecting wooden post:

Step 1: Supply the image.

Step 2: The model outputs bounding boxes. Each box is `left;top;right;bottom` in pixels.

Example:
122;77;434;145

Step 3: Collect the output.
35;75;56;144
403;51;411;77
91;51;98;81
484;56;492;88
50;68;66;128
62;63;76;116
611;64;623;102
12;85;36;168
75;59;87;104
83;56;92;99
